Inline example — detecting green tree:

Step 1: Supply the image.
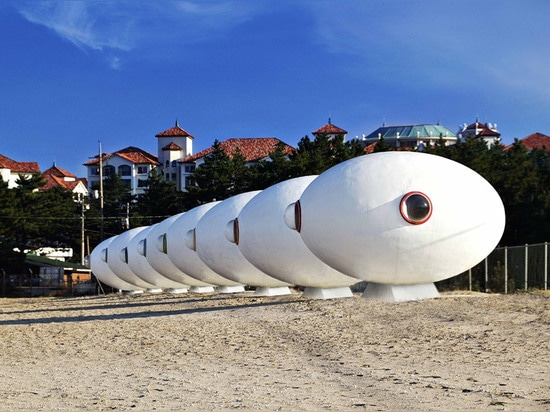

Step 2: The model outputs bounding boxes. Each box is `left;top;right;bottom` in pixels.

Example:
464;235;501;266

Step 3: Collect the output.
88;173;137;242
137;169;184;225
184;140;252;205
11;174;46;248
289;133;364;177
249;142;293;189
372;136;392;152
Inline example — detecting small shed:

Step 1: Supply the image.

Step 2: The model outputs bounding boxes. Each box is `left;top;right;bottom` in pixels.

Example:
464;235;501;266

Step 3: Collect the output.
23;254;95;296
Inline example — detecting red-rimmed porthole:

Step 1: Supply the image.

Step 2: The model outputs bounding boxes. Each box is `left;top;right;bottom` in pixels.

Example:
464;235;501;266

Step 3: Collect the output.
400;191;432;225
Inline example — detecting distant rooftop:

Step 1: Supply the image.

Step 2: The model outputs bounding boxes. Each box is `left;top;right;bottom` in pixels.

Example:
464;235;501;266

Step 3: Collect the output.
0;154;40;173
313;118;348;136
181;138;294;163
155;120;194;139
84;146;159;166
364;124;456;140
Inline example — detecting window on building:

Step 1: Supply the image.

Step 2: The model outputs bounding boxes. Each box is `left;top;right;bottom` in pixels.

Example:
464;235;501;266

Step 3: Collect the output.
184;165;196;173
103;165;115;176
165;160;170;168
137;179;148;188
171;173;177;181
171;160;177;167
118;165;131;176
121;179;131;188
165;173;170;180
185;176;194;187
90;167;100;176
137;166;148;174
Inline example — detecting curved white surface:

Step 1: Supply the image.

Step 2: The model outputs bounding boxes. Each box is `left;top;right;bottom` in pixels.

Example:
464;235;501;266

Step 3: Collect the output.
237;176;358;288
127;225;189;289
166;202;242;286
196;191;292;287
90;236;144;291
106;227;158;289
145;214;212;287
298;152;506;284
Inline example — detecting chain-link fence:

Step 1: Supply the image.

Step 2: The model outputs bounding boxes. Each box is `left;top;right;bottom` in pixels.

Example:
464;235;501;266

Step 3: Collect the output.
436;242;550;293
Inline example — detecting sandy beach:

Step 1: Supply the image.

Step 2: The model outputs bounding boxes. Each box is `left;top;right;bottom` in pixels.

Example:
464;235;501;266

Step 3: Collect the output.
0;290;549;411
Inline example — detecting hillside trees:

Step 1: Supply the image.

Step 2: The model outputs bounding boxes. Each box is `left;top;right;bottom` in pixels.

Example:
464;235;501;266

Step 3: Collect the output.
425;138;550;245
137;169;185;225
0;174;83;272
183;140;253;206
288;133;365;177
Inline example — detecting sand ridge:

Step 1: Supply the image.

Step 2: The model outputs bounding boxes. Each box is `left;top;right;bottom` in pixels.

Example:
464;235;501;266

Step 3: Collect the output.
0;290;549;411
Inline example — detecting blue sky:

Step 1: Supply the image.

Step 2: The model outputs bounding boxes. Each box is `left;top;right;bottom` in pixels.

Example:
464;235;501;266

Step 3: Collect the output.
1;0;549;177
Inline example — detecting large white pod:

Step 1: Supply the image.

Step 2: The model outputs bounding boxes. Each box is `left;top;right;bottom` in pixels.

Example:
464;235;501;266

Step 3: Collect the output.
90;236;144;292
127;225;189;291
196;191;292;292
166;202;244;290
236;176;358;298
107;227;159;291
145;214;214;290
294;152;505;292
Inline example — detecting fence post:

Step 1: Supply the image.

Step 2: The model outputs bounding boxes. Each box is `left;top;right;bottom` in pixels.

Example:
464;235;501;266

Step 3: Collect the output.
468;268;472;291
545;242;548;291
504;246;508;295
484;257;488;293
525;244;529;290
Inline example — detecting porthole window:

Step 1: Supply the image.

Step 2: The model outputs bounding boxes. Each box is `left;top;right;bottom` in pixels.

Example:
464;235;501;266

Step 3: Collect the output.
400;192;432;225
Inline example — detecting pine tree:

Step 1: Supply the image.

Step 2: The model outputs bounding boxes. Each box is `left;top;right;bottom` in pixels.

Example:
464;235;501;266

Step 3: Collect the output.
137;169;184;225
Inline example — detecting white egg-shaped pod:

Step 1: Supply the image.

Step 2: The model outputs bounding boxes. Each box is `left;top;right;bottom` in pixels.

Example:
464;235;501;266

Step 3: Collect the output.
237;176;358;288
297;151;506;285
196;191;292;287
90;236;144;291
166;202;242;286
145;214;213;288
126;225;189;289
107;227;158;289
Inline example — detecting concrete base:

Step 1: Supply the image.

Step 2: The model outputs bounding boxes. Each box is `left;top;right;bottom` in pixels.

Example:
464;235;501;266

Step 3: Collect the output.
189;286;216;293
217;285;246;294
362;282;440;302
302;286;353;300
124;290;144;295
165;288;188;294
146;288;163;294
254;286;291;296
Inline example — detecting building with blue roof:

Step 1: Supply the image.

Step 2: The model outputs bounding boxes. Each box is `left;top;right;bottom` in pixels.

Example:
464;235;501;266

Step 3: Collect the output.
362;123;457;150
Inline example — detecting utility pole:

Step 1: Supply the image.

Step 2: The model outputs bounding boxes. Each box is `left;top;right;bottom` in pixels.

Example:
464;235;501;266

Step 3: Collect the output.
99;141;105;241
81;194;85;265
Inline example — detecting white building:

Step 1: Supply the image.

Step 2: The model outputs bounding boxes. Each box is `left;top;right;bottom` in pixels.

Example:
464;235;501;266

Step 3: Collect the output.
457;119;501;147
155;120;194;190
0;153;40;188
83;146;159;196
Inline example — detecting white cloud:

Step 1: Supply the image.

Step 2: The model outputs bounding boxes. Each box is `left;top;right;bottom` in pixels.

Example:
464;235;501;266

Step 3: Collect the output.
16;1;136;52
15;0;266;67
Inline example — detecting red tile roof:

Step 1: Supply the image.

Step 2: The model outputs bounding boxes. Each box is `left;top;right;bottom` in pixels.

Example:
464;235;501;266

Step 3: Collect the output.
513;132;550;151
155;121;194;139
364;142;377;154
162;142;183;151
84;146;159;166
0;154;40;173
181;138;294;163
40;175;86;191
313;120;347;135
43;165;77;179
462;121;500;137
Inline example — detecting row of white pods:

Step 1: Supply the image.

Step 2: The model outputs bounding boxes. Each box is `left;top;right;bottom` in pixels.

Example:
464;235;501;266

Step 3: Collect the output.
90;152;506;302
